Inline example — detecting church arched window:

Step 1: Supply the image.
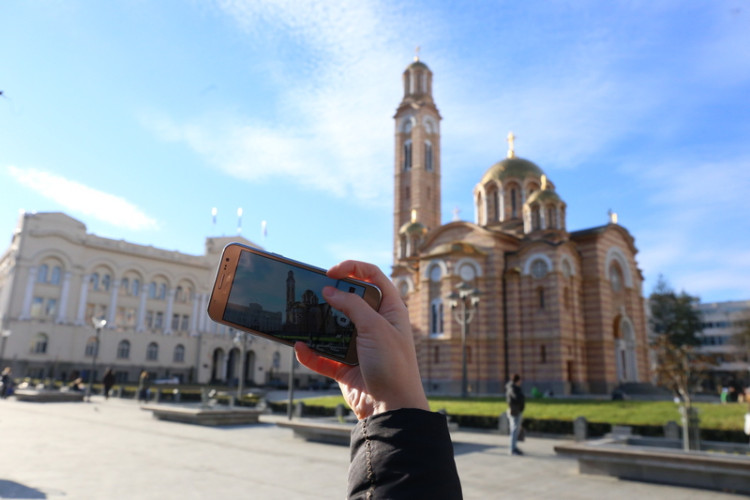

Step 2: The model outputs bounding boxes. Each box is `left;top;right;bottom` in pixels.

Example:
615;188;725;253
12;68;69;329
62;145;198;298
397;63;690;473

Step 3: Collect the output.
425;141;433;171
37;264;49;283
510;188;518;218
546;205;556;229
531;206;541;231
403;140;412;171
610;262;624;292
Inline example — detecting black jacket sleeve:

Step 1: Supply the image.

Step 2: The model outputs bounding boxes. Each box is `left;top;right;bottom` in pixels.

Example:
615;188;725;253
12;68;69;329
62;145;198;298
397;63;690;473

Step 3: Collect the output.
348;408;463;499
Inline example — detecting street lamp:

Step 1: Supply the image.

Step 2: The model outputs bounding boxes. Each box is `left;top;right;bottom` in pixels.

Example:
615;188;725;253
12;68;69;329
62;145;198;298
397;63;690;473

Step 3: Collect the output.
85;317;107;402
448;282;481;398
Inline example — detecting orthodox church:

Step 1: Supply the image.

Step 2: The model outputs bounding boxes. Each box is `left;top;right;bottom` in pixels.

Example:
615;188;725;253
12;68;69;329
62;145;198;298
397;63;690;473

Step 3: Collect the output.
390;57;650;395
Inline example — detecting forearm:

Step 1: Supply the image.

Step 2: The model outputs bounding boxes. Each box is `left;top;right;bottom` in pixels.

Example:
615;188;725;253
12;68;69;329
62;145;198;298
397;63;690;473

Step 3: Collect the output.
348;409;462;499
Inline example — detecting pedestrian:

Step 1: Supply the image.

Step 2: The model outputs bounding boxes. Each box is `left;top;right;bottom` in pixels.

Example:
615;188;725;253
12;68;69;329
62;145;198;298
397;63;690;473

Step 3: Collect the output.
137;370;150;403
295;260;462;498
506;373;525;456
1;366;13;398
103;368;115;399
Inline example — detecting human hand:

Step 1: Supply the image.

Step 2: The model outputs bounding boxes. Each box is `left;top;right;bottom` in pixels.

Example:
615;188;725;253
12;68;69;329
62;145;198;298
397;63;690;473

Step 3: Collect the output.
294;260;429;420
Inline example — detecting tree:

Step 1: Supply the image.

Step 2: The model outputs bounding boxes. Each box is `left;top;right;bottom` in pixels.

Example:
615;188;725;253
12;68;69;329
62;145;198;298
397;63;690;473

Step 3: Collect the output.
649;276;709;451
649;275;703;346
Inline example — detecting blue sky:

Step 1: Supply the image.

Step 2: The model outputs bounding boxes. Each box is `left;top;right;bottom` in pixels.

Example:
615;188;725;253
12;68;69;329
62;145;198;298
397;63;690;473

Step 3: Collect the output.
1;1;749;303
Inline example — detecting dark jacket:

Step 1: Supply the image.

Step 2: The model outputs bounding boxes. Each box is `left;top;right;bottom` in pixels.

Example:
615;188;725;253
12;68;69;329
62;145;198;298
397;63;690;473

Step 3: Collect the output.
348;409;463;499
506;381;525;416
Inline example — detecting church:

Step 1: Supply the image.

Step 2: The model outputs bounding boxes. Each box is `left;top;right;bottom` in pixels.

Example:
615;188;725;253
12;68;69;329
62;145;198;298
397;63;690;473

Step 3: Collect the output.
390;57;651;395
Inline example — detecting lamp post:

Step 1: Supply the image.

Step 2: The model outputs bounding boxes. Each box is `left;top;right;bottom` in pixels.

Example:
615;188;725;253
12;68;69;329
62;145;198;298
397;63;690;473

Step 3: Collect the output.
85;317;107;402
448;282;480;398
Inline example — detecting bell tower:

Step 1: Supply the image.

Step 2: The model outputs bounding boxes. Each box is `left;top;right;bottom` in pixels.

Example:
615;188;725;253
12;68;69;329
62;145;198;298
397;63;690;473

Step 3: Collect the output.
393;52;442;263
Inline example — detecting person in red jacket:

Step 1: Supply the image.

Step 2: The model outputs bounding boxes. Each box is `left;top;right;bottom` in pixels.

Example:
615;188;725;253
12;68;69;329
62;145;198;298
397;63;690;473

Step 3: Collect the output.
295;260;462;499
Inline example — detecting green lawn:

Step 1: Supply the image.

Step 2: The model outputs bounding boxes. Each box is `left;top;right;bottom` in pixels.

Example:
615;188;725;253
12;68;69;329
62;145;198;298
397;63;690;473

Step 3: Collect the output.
299;395;749;431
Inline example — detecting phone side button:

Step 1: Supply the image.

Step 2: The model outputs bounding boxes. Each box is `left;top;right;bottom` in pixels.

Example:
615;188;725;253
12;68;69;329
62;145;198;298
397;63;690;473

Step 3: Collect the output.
218;274;225;289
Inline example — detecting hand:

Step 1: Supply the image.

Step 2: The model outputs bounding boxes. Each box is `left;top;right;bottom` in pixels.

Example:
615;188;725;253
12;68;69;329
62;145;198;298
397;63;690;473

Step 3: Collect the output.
294;260;429;420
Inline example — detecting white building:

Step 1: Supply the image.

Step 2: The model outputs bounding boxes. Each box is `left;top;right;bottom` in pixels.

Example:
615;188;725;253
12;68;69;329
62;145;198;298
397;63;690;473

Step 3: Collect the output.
0;211;316;387
695;300;750;389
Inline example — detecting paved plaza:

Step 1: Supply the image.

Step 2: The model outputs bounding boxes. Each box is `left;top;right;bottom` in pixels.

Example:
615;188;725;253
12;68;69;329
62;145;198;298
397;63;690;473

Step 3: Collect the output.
0;397;745;499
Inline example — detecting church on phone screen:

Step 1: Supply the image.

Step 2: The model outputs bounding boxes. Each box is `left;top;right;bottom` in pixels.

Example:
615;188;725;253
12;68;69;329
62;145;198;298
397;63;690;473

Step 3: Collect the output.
391;57;650;395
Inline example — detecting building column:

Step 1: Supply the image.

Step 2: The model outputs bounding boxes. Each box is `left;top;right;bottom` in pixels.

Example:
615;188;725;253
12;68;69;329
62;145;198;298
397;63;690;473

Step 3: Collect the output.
190;292;199;336
198;293;208;333
499;190;505;221
75;274;91;325
56;271;73;324
107;280;120;327
19;266;38;320
163;288;175;335
136;284;148;332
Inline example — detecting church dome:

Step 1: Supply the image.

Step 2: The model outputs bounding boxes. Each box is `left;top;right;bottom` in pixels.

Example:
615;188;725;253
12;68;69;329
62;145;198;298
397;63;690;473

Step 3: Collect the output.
407;60;429;71
480;157;545;186
399;220;427;236
526;186;562;205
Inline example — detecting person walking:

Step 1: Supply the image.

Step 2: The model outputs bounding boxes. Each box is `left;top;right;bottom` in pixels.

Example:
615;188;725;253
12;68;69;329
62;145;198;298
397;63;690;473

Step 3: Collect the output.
102;368;115;400
137;370;150;403
506;373;525;456
1;367;13;398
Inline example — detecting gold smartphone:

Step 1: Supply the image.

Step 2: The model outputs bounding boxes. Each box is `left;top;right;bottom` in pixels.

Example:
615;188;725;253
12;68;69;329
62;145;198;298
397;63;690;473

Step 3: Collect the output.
207;243;382;365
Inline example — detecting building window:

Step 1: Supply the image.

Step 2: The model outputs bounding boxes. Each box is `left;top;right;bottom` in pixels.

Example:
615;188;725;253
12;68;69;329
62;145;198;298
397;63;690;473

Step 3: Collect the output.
564;287;571;310
91;273;100;291
30;297;44;318
425;141;433;171
180;315;189;331
530;259;549;279
430;300;444;336
433;346;440;364
146;342;159;361
171;314;180;331
132;279;140;297
44;298;57;317
85;338;98;357
101;274;111;292
511;188;518;218
174;344;185;363
540;344;547;363
538;287;545;309
50;266;61;285
37;264;49;283
117;340;130;359
610;263;624;292
32;333;48;354
531;206;541;230
154;312;164;330
403;141;412;171
121;278;129;296
145;311;154;329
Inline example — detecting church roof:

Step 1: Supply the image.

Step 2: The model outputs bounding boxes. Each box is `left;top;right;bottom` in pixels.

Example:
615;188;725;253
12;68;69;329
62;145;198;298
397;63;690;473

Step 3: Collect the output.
422;241;485;258
479;157;545;185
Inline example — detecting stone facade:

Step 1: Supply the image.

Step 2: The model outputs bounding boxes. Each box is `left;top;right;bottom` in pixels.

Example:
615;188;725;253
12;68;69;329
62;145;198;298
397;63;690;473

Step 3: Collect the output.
0;212;316;387
391;58;650;395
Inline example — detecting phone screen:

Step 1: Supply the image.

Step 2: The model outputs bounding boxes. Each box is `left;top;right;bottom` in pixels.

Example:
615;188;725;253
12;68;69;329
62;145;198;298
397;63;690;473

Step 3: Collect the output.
222;248;366;360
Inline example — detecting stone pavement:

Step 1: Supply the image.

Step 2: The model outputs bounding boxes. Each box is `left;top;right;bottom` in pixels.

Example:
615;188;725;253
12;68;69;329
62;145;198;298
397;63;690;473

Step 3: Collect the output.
0;397;745;500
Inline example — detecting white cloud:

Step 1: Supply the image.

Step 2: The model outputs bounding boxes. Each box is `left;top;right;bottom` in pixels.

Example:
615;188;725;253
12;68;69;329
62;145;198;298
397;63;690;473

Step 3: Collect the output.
6;166;159;231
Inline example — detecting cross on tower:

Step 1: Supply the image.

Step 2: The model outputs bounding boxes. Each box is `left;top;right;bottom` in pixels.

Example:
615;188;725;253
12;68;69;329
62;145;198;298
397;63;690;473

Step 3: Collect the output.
507;131;516;158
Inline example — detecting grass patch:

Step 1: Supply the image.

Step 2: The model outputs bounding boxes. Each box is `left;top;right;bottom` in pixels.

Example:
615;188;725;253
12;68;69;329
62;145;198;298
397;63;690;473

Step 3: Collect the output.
298;395;748;431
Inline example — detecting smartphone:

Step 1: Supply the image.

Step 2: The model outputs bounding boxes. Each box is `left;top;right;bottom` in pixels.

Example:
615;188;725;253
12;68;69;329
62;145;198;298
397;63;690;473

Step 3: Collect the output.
207;243;382;365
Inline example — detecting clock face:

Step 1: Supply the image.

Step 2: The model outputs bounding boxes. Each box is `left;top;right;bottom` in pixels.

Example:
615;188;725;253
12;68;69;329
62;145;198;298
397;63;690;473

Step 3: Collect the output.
531;259;549;279
459;264;475;281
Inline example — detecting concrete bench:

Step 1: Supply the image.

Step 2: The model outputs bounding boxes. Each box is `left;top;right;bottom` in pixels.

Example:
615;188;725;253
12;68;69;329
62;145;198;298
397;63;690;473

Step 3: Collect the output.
554;439;750;495
143;404;263;426
276;419;354;446
13;389;85;403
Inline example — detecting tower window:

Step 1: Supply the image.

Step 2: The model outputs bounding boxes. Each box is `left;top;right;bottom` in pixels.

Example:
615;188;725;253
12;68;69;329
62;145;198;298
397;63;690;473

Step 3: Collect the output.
511;188;518;218
403;141;412;171
425;141;433;171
